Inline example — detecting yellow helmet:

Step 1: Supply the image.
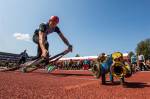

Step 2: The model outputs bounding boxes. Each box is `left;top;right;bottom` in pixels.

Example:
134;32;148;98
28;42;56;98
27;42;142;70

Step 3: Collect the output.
112;52;123;61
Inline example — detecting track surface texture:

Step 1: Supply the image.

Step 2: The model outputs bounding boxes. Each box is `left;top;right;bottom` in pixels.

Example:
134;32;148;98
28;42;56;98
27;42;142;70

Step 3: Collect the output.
0;70;150;99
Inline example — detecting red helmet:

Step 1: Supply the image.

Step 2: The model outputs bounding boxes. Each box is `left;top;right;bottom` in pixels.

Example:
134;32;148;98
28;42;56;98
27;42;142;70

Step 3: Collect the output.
49;16;59;24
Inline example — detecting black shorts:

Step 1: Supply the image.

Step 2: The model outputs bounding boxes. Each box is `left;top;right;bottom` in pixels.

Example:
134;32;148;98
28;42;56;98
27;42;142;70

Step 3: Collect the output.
33;29;39;44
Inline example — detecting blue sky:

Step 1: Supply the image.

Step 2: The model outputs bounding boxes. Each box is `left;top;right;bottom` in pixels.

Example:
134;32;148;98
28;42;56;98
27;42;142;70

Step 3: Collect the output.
0;0;150;57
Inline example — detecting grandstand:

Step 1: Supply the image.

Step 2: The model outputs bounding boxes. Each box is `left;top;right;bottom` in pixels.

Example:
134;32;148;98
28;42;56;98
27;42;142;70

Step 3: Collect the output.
0;52;19;61
0;52;32;67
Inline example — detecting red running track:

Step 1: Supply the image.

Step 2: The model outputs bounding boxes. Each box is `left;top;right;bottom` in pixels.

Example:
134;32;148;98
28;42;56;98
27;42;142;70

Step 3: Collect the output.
0;70;150;99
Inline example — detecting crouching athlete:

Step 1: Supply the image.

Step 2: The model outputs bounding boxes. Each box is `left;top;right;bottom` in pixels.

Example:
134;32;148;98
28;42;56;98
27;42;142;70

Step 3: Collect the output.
32;16;73;66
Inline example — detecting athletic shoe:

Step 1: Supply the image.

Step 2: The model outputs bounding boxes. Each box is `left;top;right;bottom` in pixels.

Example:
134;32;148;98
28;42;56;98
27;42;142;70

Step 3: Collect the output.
47;65;57;73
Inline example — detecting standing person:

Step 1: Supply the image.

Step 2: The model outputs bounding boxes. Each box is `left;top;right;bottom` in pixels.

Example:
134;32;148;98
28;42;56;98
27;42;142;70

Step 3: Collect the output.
92;53;107;79
130;55;137;72
83;59;90;70
138;52;146;71
145;55;150;69
97;53;106;63
18;50;28;64
32;16;72;69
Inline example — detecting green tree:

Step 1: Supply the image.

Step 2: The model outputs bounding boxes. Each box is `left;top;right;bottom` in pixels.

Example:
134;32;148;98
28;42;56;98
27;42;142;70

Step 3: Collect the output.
136;38;150;60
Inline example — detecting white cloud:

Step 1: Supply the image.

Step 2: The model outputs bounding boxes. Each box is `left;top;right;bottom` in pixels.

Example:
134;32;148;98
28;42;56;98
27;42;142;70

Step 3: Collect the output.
13;33;31;41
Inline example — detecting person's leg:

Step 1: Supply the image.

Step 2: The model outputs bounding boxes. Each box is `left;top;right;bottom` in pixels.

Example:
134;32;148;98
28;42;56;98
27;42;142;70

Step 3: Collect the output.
18;57;25;64
32;31;42;60
35;40;49;60
141;62;146;71
132;63;136;73
45;41;49;57
101;67;106;84
109;72;114;83
31;44;42;60
43;41;49;65
135;65;138;71
139;62;142;71
120;76;125;84
37;44;42;58
18;57;23;65
143;62;148;71
21;57;26;64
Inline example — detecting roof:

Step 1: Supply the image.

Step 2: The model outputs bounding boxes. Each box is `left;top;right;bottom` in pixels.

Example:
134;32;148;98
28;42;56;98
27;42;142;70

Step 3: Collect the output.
59;53;129;61
59;56;98;61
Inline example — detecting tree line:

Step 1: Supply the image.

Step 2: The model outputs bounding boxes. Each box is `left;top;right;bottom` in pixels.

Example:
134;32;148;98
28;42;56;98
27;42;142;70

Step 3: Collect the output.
128;38;150;60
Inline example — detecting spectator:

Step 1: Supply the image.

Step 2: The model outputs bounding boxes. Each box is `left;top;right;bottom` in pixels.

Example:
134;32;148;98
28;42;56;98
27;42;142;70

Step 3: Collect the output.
145;59;150;70
131;55;137;72
97;53;106;63
18;50;28;64
138;52;146;71
83;59;90;70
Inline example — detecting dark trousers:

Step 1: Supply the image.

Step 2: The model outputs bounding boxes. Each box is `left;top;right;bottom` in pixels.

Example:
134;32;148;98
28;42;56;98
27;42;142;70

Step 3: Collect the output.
18;57;26;64
139;62;146;71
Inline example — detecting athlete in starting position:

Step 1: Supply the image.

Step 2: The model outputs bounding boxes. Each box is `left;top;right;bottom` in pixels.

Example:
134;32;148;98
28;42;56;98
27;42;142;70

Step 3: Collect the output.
32;16;73;68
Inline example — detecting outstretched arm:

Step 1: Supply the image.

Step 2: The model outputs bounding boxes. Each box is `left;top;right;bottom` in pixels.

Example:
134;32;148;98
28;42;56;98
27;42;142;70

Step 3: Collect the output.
57;32;72;52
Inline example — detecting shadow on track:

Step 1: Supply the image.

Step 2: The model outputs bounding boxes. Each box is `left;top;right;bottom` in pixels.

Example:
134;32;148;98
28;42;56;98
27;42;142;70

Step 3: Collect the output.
100;81;150;88
123;82;150;88
47;72;92;77
22;70;93;77
101;81;121;86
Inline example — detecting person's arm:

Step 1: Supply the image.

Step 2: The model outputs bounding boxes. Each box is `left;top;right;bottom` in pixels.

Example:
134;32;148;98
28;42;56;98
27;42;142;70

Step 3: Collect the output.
58;32;72;52
55;26;72;52
38;31;48;57
58;32;70;45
